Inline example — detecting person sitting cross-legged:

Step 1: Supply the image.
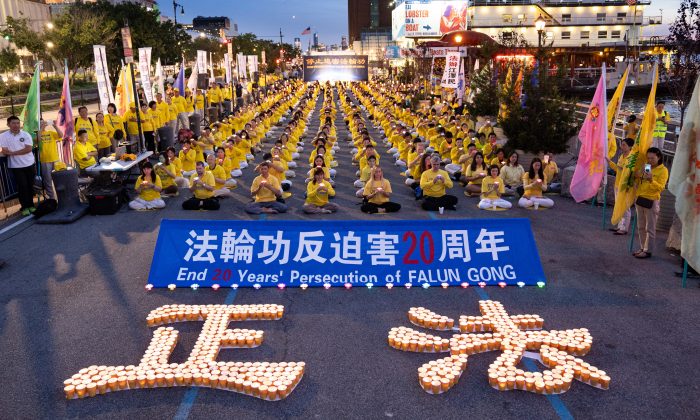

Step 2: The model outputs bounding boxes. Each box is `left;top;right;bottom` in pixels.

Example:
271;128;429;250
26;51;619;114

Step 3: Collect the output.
478;165;512;210
129;161;165;210
244;161;288;215
182;161;220;210
518;158;554;209
303;167;339;214
420;154;458;211
361;166;401;214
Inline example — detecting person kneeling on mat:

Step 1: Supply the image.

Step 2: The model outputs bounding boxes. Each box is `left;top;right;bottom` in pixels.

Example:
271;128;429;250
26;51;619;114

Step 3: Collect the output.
420;154;458;211
182;161;220;210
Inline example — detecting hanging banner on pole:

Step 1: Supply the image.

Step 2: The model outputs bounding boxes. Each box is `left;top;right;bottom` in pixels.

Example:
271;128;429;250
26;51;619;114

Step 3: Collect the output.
247;55;258;77
147;218;546;289
224;53;232;84
153;58;166;97
93;45;114;113
196;50;208;75
237;53;247;79
138;47;153;103
441;52;460;88
261;50;266;65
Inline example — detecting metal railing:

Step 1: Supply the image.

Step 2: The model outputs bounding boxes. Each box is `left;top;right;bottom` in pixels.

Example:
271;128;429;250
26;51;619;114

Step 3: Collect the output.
469;16;659;27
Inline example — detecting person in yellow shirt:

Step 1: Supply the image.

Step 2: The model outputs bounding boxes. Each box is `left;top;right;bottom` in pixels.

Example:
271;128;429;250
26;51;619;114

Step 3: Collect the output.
94;112;114;158
165;146;189;188
518;158;554;209
245;161;288;214
154;153;180;197
361;166;401;214
606;138;635;234
171;88;189;131
106;103;125;134
140;103;156;153
207;83;222;112
178;140;197;177
478;165;512;210
354;154;376;195
194;89;205;118
129;161;165;210
122;102;144;147
182;161;220;210
74;106;98;146
542;153;560;192
632;147;669;259
37;119;63;200
303;167;338;214
206;154;235;197
464;152;488;196
419;154;457;211
73;129;97;174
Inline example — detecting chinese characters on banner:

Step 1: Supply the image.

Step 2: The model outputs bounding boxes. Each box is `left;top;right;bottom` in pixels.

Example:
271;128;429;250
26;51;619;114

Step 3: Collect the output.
147;219;546;288
138;47;153;103
441;52;460;88
92;45;115;113
303;55;369;82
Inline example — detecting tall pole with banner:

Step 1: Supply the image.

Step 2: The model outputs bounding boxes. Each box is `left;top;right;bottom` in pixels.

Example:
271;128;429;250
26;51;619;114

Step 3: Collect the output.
93;45;114;113
121;24;144;151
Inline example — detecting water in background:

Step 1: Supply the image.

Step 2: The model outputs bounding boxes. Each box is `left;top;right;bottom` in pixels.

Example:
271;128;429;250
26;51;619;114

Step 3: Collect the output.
580;94;681;121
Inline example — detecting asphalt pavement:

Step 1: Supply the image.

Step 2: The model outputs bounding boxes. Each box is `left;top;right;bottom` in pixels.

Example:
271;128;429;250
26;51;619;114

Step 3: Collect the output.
0;86;698;420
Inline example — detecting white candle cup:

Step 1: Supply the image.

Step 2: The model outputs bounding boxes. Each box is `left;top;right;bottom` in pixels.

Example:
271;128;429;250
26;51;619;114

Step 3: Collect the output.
439;207;445;215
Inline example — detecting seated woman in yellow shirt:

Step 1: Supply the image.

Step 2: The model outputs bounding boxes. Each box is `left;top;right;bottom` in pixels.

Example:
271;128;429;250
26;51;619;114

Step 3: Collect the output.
129;162;165;210
354;154;376;196
420;154;458;211
307;155;333;186
178;140;198;178
463;152;488;196
478;165;512;210
303;168;339;214
518;158;554;209
206;154;236;197
361;167;401;214
164;147;189;188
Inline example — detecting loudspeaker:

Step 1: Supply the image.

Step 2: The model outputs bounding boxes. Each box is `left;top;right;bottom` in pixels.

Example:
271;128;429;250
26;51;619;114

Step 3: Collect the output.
35;169;88;224
197;73;208;90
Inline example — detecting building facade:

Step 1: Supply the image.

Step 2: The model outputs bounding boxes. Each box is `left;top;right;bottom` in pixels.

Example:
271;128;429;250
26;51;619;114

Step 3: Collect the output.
348;0;393;43
0;0;51;74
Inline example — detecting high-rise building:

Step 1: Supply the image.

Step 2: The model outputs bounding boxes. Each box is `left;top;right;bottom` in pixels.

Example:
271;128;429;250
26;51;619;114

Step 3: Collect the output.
313;32;319;49
347;0;393;43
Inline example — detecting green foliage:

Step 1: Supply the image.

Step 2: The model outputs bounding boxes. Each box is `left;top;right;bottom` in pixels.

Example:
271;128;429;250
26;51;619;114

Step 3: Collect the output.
0;16;45;57
0;47;20;73
499;63;577;154
664;0;700;125
466;64;499;118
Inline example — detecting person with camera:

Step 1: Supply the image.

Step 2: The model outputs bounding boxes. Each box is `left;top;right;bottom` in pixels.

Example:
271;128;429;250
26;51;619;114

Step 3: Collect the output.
632;147;669;259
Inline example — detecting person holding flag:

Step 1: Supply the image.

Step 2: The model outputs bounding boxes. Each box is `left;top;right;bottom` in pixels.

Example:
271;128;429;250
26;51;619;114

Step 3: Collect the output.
37;119;64;201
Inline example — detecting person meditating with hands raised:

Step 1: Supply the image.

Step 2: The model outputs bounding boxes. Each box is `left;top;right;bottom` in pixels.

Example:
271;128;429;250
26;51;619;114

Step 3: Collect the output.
245;161;288;215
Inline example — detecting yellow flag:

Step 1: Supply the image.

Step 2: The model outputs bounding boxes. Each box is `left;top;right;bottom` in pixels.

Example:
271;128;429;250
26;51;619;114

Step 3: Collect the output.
611;63;658;225
114;66;134;116
606;64;631;159
498;67;514;122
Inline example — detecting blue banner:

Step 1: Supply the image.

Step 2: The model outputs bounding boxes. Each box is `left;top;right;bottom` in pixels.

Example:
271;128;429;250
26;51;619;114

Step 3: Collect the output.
147;219;546;288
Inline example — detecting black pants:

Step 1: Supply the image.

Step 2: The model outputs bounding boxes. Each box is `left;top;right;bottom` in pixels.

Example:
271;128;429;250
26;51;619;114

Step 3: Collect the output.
182;196;219;210
361;201;401;214
11;165;36;210
422;195;458;211
144;131;156;153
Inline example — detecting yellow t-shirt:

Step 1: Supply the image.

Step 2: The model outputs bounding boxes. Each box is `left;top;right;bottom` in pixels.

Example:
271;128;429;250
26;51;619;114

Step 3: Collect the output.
251;175;282;203
636;164;668;201
95;123;113;149
75;117;98;146
522;173;547;198
172;95;187;113
38;130;60;163
105;114;125;134
364;178;392;205
207;164;227;189
305;180;335;206
73;141;96;169
420;169;453;197
155;163;176;188
179;149;197;172
543;161;559;183
136;175;163;201
189;171;215;199
481;175;505;199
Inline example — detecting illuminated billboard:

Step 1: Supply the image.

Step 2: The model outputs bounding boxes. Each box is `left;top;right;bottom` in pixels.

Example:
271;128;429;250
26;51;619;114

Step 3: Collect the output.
303;55;369;82
392;1;469;39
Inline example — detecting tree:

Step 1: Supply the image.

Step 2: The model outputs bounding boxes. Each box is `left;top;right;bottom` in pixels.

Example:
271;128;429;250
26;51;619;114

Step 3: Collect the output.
44;7;117;81
665;0;700;126
466;64;499;118
499;63;577;154
0;47;20;73
0;16;45;57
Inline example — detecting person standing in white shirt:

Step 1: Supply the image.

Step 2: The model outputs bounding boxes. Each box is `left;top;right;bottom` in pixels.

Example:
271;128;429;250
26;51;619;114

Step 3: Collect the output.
0;116;36;215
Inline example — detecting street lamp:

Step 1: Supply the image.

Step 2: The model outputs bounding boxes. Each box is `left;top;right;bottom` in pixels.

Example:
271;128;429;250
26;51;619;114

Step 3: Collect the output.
173;1;185;25
535;15;546;48
46;41;54;49
46;22;54;30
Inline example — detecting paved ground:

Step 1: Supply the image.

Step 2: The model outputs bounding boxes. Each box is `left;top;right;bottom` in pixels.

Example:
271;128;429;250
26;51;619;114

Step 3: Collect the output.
0;87;698;420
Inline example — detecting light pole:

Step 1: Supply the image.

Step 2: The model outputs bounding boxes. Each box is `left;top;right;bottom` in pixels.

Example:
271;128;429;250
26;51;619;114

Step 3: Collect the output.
535;15;546;49
173;1;184;26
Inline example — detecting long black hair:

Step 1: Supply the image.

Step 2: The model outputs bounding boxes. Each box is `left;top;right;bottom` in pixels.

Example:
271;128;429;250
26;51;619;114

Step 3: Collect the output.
528;158;545;180
470;152;486;172
141;161;156;183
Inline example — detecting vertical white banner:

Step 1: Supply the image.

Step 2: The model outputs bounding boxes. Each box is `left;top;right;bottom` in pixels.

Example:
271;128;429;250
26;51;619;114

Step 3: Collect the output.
224;53;232;84
247;55;258;76
261;51;266;65
441;52;460;88
138;47;153;102
93;45;114;113
196;50;207;75
237;53;247;79
153;58;165;97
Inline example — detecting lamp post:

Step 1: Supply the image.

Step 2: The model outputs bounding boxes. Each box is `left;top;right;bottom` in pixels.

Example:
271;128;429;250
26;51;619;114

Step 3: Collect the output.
173;1;184;25
535;15;546;48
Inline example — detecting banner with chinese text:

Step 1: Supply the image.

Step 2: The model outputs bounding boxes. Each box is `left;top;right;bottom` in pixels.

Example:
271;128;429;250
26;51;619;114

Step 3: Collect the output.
148;219;546;288
303;55;368;82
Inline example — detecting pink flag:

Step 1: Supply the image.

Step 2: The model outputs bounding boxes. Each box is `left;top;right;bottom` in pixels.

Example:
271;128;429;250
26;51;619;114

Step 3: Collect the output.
56;62;74;165
570;64;608;203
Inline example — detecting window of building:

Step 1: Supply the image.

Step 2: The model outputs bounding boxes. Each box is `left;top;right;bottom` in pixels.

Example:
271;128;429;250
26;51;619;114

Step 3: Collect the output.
502;14;512;23
611;30;621;39
597;13;607;22
581;31;590;39
616;12;627;22
561;13;571;23
561;31;571;40
598;31;607;39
